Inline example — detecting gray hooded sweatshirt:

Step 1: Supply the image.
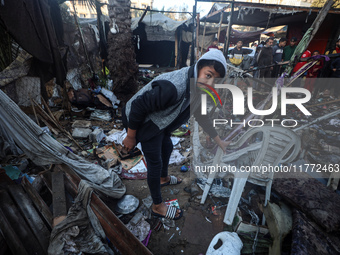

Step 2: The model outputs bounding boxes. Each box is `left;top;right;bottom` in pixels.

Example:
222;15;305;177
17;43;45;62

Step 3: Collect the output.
123;50;227;142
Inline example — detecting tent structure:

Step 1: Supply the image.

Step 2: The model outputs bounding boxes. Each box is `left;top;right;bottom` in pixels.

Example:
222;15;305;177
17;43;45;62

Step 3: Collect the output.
199;2;340;54
132;13;191;67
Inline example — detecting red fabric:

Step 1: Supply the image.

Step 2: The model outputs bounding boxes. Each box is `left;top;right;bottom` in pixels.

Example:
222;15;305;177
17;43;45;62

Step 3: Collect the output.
307;59;324;78
293;50;312;73
336;47;340;54
304;78;317;93
304;59;323;93
206;45;219;52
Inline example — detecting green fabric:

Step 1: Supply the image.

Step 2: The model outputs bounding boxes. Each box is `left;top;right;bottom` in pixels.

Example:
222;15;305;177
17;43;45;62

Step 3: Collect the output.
284;28;314;75
283;45;297;62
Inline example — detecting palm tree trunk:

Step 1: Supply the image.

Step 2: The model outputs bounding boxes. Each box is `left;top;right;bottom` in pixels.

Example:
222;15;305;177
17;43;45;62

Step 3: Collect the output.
107;0;138;103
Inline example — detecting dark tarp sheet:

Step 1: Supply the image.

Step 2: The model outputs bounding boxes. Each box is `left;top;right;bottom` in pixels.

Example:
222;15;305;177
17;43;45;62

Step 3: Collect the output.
291;209;340;255
273;176;340;232
0;0;66;85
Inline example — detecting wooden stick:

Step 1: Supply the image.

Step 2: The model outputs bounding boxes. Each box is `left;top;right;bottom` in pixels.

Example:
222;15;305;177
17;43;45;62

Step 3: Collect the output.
196;13;200;60
201;20;207;56
217;11;224;40
305;98;340;109
21;176;53;228
30;96;40;126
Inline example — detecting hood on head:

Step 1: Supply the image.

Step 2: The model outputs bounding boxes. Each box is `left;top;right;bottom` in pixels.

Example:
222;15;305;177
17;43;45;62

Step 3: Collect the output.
193;49;228;80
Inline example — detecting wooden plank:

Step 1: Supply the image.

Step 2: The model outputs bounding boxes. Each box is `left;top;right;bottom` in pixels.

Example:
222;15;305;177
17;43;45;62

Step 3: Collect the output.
7;185;50;251
91;203;138;255
63;173;78;198
56;164;152;255
0;189;46;255
21;177;53;228
200;20;207;56
217;11;224;40
52;171;67;226
0;207;29;255
40;170;52;193
196;13;200;60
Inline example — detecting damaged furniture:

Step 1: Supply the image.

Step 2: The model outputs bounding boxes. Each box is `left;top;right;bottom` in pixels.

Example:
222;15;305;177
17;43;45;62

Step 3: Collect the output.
200;126;301;225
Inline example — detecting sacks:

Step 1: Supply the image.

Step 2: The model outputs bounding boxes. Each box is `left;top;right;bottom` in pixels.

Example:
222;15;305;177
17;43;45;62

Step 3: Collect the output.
206;232;243;255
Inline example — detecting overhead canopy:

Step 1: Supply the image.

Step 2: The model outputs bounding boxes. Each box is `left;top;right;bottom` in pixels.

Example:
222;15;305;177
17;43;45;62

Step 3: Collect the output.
131;13;187;32
201;2;340;28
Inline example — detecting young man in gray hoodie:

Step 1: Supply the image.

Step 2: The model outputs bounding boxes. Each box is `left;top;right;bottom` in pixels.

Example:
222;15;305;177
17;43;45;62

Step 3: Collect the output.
272;38;287;78
122;50;230;220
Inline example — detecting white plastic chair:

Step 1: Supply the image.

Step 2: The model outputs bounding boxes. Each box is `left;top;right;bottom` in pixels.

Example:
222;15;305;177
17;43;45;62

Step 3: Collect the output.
200;126;301;225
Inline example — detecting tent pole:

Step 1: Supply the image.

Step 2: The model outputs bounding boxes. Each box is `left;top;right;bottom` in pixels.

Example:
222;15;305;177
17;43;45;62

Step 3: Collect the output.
190;0;197;65
71;1;93;74
224;1;234;58
175;31;178;67
217;11;224;40
201;20;207;56
196;13;200;59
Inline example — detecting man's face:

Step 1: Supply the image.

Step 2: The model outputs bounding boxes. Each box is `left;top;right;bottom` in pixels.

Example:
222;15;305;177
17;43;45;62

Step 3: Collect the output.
279;41;287;47
197;66;221;88
236;41;243;48
336;40;340;48
313;51;319;56
213;40;218;46
266;39;274;47
290;40;296;47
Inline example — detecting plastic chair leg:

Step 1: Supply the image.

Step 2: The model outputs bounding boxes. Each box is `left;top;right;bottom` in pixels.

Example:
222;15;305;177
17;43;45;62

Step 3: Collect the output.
200;170;217;204
223;176;248;225
200;148;224;204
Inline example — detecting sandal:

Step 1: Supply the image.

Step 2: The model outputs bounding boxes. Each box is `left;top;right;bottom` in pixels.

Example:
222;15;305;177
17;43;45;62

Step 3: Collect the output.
160;175;182;187
151;206;183;220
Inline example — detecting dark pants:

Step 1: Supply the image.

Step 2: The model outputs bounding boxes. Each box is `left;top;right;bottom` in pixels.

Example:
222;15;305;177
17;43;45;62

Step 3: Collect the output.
141;132;173;205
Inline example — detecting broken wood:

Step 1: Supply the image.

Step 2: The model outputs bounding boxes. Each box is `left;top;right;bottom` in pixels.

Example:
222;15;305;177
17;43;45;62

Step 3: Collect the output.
56;164;152;255
7;185;50;251
217;11;224;40
30;96;40;126
32;98;83;150
52;171;67;227
196;13;200;60
305;98;340;109
200;19;207;56
21;176;53;228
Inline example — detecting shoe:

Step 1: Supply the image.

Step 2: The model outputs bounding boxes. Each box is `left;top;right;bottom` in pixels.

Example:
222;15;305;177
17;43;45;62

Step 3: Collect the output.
160;175;182;187
151;206;183;220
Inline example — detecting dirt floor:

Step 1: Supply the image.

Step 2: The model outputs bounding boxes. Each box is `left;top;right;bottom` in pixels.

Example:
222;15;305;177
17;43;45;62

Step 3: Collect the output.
122;166;225;255
61;115;234;254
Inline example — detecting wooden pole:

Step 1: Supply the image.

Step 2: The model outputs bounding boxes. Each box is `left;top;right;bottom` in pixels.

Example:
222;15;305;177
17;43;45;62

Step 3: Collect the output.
190;0;197;65
196;13;200;60
224;1;234;58
201;20;207;56
175;30;178;67
217;11;224;40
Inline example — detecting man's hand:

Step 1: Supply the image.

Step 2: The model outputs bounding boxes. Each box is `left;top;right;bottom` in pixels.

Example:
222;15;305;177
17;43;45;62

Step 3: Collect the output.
123;128;137;151
213;136;231;153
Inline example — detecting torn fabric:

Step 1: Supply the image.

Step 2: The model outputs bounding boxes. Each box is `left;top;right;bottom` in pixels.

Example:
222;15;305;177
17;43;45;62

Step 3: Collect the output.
48;181;114;255
0;89;125;198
